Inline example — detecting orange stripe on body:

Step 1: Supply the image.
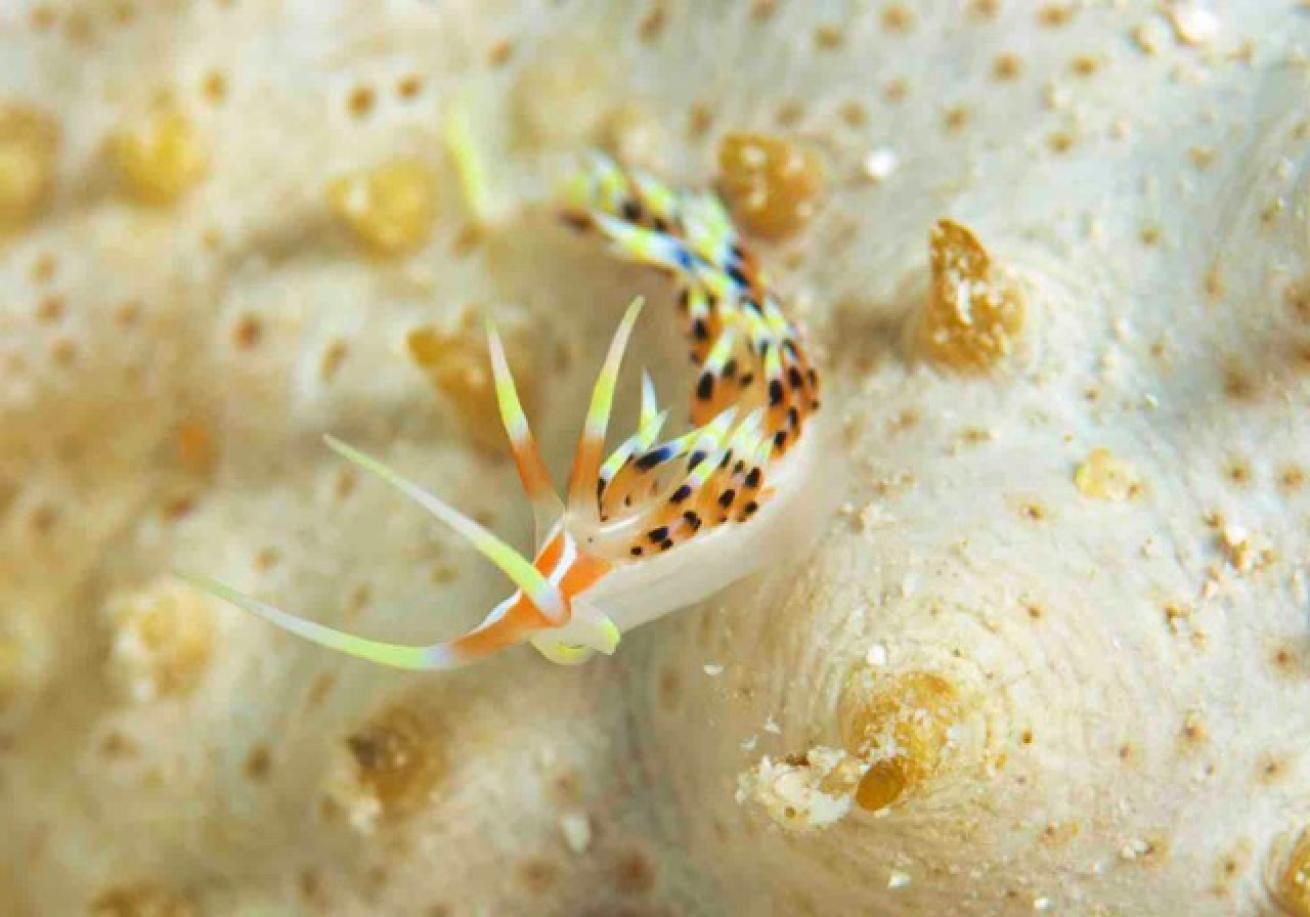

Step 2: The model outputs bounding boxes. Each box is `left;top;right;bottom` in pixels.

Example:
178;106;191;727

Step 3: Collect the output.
450;594;550;661
560;554;611;597
534;530;565;575
450;554;611;662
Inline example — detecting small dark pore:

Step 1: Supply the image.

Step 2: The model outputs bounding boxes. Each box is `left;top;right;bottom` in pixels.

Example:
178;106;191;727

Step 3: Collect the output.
660;538;674;551
745;468;762;488
621;199;642;222
733;459;745;475
692;319;709;341
670;484;693;504
652;217;669;233
727;265;749;287
773;430;787;450
631;546;643;557
740;372;756;387
768;379;784;406
683;511;702;530
718;489;737;508
788;407;800;428
745;500;760;516
688;451;706;470
678;289;690;310
648;526;669;543
788;366;804;389
723;358;738;378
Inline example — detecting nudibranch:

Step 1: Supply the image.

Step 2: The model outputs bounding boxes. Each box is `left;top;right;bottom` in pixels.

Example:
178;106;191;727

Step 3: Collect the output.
183;155;824;669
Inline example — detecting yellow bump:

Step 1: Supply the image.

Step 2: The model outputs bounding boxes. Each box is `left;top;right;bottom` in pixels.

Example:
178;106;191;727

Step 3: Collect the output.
599;102;668;172
840;670;963;811
918;219;1025;372
105;577;217;702
90;881;195;916
1273;833;1310;916
854;757;908;812
109;110;207;205
1276;829;1310;917
328;702;447;830
326;159;436;256
407;312;537;453
1074;447;1143;501
0;620;48;716
0;103;59;229
717;132;824;240
511;41;612;149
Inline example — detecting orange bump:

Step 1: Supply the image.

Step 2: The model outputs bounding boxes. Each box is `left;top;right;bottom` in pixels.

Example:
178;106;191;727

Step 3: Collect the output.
918;219;1024;373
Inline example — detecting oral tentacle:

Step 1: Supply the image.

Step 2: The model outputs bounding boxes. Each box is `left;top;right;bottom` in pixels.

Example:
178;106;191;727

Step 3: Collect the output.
324;435;567;623
176;572;443;670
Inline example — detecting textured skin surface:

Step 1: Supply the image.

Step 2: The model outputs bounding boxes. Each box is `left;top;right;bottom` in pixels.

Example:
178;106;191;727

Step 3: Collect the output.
2;1;1310;914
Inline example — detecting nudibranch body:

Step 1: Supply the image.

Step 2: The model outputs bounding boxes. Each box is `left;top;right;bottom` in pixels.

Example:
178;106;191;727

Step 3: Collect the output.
185;155;824;669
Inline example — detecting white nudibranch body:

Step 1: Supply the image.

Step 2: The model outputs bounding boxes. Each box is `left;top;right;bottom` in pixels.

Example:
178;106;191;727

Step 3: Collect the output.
182;154;826;669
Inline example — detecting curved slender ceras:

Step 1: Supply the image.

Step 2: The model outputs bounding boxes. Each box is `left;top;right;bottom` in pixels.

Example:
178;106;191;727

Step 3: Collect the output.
184;154;824;668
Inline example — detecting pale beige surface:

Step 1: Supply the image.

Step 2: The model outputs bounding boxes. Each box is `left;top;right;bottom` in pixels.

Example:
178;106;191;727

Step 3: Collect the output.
3;1;1310;914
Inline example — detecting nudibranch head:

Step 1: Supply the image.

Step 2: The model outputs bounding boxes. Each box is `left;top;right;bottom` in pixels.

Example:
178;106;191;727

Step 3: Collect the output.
182;155;824;670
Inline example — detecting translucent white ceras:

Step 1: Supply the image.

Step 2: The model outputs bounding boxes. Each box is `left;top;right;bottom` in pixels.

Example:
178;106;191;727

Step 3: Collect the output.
183;155;824;668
